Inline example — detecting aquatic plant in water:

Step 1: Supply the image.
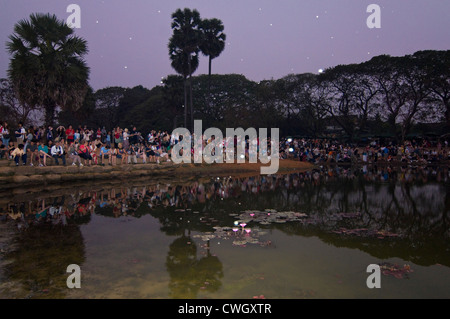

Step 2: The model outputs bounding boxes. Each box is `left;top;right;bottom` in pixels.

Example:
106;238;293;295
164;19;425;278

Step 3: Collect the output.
378;262;413;279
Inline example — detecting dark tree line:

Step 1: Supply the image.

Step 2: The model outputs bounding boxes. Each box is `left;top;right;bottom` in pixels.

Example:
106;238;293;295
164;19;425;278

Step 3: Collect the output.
2;50;449;141
2;12;448;141
42;50;447;142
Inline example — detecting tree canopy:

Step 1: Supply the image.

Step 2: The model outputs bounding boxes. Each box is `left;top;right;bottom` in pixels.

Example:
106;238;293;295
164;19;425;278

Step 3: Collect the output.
6;13;90;127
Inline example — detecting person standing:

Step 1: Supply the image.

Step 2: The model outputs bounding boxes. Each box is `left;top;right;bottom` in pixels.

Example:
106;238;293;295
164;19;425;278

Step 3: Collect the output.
0;140;7;159
66;125;75;145
123;128;130;151
114;127;121;148
1;121;10;146
24;127;34;155
0;122;3;144
74;129;80;142
46;126;54;144
101;126;107;143
96;127;102;141
105;131;112;148
56;126;66;141
15;122;26;146
130;126;138;145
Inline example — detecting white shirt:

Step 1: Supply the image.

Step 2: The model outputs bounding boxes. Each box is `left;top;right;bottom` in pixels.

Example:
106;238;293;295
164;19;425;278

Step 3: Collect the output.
51;145;64;156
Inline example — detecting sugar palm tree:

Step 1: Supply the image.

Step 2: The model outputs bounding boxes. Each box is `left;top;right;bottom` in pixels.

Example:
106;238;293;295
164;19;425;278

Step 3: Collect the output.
7;13;90;127
199;18;226;77
168;8;202;131
168;43;199;131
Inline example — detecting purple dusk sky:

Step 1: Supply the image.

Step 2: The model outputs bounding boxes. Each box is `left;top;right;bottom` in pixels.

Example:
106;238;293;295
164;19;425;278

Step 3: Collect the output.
1;0;449;91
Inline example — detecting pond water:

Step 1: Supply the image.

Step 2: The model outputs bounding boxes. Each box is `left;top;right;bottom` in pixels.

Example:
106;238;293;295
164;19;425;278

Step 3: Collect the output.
0;165;449;299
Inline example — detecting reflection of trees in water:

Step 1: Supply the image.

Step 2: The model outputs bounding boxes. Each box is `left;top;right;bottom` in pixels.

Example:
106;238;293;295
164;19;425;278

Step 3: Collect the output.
1;223;85;298
1;192;95;227
0;193;93;298
259;167;450;240
87;165;449;243
165;235;223;299
1;164;448;293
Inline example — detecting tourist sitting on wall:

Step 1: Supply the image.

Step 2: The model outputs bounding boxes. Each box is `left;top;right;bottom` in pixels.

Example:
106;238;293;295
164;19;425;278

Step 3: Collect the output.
27;139;39;166
51;141;66;166
145;143;156;163
116;143;127;165
37;141;51;166
100;144;112;165
127;144;138;164
88;141;99;165
11;143;26;166
110;146;117;166
68;142;82;166
78;140;93;166
0;140;7;159
137;143;147;164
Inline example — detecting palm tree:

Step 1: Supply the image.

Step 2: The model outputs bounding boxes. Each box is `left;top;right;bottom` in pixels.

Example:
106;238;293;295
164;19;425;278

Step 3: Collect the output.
168;8;202;131
7;13;90;127
199;18;226;77
168;44;199;130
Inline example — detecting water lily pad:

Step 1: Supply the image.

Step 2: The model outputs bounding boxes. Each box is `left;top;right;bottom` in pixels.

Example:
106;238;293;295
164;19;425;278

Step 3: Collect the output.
379;263;413;279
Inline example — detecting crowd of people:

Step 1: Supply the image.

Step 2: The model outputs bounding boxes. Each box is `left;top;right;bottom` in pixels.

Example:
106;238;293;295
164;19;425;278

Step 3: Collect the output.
280;137;450;165
0;120;449;167
0;122;172;166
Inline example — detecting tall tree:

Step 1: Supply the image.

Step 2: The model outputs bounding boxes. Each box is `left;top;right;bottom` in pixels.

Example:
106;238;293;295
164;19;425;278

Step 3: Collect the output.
396;55;431;141
168;8;202;131
58;86;95;128
363;55;407;141
116;85;152;128
161;75;185;129
415;50;450;129
6;13;90;127
94;86;126;130
0;78;36;126
320;64;360;140
199;18;226;77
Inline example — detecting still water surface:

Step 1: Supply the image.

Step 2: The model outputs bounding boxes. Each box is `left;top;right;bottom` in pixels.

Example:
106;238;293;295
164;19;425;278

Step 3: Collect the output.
0;165;449;299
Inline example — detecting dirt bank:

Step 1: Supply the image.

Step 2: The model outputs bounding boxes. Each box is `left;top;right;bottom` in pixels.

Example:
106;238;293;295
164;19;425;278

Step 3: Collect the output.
0;160;314;191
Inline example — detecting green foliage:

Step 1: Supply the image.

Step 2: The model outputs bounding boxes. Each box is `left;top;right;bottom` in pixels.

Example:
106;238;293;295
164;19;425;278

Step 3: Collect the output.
122;86;174;132
199;18;226;76
5;11;447;141
58;86;95;128
57;49;450;140
6;13;90;127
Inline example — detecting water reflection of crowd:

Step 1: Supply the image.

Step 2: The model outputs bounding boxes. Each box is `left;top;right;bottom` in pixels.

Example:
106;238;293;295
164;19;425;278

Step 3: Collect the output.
0;192;97;228
0;164;447;226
